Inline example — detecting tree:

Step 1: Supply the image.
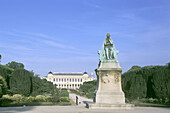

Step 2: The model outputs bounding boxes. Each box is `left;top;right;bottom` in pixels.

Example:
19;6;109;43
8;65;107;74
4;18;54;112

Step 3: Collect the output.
31;76;55;96
0;65;13;88
122;63;170;103
79;80;97;98
127;65;141;72
152;67;170;102
0;76;7;98
168;62;170;69
60;89;69;97
9;69;33;96
6;61;24;70
122;71;147;99
0;54;1;64
34;74;40;77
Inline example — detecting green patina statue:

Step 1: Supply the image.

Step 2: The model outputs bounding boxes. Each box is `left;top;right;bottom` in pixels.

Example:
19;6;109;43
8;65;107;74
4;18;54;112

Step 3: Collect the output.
98;33;119;64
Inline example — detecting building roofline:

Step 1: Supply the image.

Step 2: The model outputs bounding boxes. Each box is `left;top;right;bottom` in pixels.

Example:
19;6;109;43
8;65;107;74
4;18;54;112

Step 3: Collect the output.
53;72;83;76
53;72;83;74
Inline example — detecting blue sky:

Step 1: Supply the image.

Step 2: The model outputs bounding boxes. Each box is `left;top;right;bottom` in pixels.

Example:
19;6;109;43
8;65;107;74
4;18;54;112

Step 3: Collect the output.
0;0;170;77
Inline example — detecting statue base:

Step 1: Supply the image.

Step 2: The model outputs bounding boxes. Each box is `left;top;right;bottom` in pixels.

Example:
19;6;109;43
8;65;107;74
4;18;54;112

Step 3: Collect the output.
86;102;134;109
86;62;134;109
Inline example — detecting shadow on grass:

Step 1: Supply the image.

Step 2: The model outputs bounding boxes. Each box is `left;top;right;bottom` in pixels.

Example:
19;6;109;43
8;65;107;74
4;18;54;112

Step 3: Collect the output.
0;102;72;113
0;102;72;107
0;106;35;113
133;102;170;108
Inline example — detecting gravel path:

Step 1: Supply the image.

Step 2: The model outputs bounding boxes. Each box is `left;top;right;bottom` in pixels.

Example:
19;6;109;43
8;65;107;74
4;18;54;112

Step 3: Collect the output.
0;106;170;113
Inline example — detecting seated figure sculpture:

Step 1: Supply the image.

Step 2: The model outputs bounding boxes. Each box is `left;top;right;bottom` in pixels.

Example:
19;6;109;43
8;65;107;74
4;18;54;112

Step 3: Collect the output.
86;33;134;109
98;33;119;64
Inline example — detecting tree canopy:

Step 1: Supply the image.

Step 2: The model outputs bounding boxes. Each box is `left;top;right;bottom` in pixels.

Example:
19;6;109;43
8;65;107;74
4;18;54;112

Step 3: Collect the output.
0;54;1;63
6;61;24;70
9;69;33;96
0;76;7;98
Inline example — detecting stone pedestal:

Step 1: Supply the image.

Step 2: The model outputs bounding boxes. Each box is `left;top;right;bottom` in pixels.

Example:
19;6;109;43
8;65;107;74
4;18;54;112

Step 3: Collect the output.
86;62;134;109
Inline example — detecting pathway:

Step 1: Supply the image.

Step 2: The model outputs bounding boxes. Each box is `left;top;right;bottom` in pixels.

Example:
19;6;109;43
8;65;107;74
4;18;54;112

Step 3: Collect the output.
69;93;92;106
0;106;170;113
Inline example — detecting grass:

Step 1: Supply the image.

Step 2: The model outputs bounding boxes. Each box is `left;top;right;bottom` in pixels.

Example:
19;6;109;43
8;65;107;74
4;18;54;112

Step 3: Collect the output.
129;99;170;108
132;102;170;108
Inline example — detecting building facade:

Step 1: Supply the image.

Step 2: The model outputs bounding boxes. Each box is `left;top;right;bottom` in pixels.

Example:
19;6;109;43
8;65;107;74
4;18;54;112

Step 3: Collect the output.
42;72;94;89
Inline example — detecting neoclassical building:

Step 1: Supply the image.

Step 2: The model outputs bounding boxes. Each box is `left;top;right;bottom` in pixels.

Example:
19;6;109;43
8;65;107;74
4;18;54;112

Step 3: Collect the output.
42;72;94;89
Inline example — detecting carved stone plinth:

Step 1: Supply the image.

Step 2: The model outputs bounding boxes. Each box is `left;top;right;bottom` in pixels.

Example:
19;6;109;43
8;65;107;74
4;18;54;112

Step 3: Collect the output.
86;62;134;109
86;34;134;109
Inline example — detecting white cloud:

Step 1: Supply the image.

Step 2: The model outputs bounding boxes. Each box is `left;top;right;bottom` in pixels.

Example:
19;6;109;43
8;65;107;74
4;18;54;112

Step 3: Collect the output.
2;31;77;50
0;42;32;51
42;40;76;50
84;1;101;9
138;6;162;11
1;31;96;56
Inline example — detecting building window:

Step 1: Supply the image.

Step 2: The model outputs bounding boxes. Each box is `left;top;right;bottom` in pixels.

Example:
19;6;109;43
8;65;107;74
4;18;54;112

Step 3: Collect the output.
78;84;79;86
59;84;60;86
70;85;71;87
70;78;71;82
75;84;77;86
53;78;55;82
72;84;74;86
59;78;60;81
62;78;63;82
62;84;63;86
67;78;69;81
64;78;66;82
78;79;79;82
80;79;82;82
75;79;77;82
64;84;66;86
72;78;74;82
56;78;58;82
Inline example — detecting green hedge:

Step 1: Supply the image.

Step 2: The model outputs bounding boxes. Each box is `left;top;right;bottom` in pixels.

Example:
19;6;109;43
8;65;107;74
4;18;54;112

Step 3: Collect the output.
122;64;170;103
60;97;70;102
60;89;69;97
9;69;33;96
0;76;7;98
0;94;71;107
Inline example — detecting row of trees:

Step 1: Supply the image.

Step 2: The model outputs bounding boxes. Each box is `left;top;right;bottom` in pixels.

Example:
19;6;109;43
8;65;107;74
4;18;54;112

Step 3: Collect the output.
8;69;55;97
0;55;56;98
122;63;170;103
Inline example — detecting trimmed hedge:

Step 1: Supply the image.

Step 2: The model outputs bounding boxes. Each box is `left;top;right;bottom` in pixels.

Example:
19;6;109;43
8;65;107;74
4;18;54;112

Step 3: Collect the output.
122;64;170;103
